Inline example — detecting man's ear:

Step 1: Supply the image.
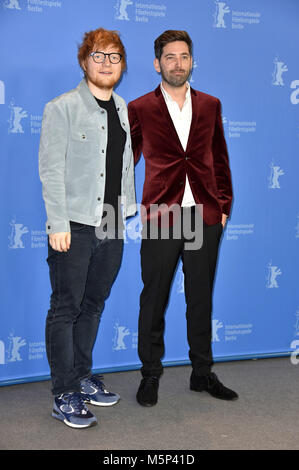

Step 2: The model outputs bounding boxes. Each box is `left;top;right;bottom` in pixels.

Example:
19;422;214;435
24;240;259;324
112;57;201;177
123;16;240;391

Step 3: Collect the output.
81;59;87;73
153;58;161;74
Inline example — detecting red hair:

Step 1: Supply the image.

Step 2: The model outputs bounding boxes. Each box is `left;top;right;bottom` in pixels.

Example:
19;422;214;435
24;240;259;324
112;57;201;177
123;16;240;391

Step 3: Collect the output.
78;27;126;71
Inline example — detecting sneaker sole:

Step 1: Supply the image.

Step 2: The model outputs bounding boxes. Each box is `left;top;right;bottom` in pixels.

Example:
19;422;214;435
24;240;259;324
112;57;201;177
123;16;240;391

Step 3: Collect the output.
52;410;97;429
84;397;120;407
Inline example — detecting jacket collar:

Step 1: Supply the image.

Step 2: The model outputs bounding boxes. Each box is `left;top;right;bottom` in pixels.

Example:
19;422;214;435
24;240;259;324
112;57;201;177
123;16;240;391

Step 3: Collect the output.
77;78;125;114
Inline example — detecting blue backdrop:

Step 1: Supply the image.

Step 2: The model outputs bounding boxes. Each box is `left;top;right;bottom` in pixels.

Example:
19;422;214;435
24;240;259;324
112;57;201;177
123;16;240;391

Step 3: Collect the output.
1;0;299;386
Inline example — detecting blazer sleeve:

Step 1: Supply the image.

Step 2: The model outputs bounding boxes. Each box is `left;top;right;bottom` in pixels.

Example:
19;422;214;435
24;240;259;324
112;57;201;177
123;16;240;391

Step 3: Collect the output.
38;100;70;234
128;101;143;165
212;99;233;217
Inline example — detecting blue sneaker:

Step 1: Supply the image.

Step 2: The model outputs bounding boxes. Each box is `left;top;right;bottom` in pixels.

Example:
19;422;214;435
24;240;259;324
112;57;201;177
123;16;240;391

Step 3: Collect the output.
81;375;120;406
52;392;97;429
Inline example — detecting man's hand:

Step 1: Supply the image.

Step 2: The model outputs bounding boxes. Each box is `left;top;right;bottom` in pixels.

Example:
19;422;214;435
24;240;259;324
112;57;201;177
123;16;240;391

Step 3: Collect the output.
221;214;228;228
49;232;71;252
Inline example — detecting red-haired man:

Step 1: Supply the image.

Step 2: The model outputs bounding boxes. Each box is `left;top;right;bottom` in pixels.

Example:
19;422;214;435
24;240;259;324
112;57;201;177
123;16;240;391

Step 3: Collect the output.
39;28;136;428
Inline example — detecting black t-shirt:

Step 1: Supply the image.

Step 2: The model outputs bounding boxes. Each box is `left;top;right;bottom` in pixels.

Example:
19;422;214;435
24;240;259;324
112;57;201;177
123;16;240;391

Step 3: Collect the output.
95;95;126;235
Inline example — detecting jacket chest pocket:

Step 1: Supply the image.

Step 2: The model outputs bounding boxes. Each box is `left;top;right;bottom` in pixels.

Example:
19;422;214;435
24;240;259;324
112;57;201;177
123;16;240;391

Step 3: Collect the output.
70;131;99;157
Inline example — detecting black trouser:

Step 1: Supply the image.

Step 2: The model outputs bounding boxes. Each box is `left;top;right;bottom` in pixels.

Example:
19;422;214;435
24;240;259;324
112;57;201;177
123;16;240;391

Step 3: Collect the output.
138;208;223;378
46;222;123;396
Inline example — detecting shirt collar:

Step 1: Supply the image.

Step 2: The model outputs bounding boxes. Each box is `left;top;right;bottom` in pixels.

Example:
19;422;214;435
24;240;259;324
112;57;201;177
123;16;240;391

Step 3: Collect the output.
160;82;191;105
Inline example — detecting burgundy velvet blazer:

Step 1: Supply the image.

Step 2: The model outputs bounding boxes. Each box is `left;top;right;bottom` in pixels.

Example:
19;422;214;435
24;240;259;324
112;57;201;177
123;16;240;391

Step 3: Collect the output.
128;85;233;225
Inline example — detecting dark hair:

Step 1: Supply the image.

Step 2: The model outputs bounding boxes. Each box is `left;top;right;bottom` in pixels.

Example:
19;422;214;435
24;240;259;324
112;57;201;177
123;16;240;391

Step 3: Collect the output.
78;27;126;72
154;30;193;60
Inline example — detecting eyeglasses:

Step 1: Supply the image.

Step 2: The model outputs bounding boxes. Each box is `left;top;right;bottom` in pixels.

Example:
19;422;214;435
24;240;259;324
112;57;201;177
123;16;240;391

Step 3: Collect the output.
90;51;122;64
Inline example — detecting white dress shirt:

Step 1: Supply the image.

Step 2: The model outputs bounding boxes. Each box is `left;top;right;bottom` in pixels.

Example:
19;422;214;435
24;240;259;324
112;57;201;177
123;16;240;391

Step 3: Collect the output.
160;83;196;207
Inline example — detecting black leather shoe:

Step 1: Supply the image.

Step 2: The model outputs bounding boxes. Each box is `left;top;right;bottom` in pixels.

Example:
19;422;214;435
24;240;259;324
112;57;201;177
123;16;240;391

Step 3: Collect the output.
190;371;238;401
136;376;159;407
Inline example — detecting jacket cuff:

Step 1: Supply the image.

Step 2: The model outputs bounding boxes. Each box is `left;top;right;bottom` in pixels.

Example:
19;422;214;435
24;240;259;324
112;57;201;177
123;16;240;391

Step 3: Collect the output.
46;220;70;235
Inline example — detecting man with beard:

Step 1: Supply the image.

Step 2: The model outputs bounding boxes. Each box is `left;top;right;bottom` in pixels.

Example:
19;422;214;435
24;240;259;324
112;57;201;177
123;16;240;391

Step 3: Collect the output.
128;30;238;406
39;28;136;428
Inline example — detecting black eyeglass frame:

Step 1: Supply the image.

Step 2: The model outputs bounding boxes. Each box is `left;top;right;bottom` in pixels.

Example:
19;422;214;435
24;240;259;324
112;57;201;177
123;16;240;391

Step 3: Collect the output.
89;51;123;64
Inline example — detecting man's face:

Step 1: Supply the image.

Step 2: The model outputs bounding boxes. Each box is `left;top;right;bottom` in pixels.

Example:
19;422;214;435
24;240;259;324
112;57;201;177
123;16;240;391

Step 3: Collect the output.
154;41;193;88
83;45;123;91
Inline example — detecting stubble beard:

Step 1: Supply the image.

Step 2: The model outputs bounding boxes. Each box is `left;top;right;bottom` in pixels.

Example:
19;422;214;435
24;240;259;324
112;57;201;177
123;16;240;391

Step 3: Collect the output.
87;71;121;92
89;77;120;90
160;66;191;88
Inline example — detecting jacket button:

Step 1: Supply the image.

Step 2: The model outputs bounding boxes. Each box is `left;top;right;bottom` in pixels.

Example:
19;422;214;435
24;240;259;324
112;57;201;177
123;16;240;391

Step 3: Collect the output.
100;173;104;177
82;134;86;139
102;150;105;153
98;197;101;201
101;126;105;130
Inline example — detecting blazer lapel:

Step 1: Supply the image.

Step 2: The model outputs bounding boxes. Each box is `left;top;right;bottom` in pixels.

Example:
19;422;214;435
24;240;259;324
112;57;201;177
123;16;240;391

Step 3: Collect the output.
154;86;185;153
186;88;199;152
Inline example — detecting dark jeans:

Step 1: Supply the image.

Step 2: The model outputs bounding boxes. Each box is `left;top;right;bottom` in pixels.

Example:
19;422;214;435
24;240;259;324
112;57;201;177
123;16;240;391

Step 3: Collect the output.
46;222;123;396
138;208;223;378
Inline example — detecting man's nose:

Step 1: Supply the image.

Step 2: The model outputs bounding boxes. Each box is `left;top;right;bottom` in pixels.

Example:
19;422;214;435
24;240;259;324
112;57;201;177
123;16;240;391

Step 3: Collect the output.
174;57;183;67
102;55;111;65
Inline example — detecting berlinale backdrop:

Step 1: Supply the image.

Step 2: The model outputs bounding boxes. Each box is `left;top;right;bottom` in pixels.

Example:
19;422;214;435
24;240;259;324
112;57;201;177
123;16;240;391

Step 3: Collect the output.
0;0;298;386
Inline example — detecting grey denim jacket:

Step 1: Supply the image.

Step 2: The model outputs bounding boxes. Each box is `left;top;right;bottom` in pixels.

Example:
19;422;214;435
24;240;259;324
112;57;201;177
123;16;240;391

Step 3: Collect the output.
39;79;136;234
